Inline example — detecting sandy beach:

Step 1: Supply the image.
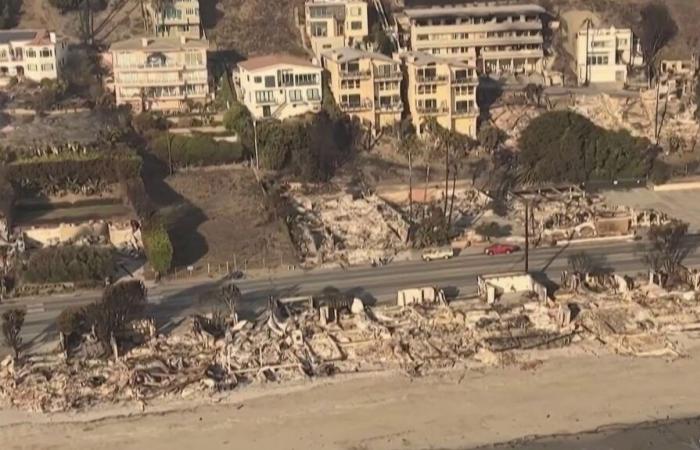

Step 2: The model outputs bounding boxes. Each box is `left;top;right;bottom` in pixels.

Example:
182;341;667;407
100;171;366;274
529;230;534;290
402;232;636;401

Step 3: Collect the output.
2;341;700;450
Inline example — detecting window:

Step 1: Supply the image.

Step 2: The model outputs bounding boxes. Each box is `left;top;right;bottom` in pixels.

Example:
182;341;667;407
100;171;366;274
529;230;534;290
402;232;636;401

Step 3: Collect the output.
280;71;294;86
618;39;628;46
591;41;607;48
295;73;317;85
254;76;262;83
185;51;203;66
417;84;436;94
341;94;361;106
307;88;320;100
185;8;194;15
350;21;362;30
454;86;470;96
341;79;360;89
25;49;36;58
417;34;429;41
41;63;54;71
455;100;471;112
255;90;275;103
27;64;38;71
40;48;52;58
349;6;361;16
264;76;276;88
310;22;327;37
289;89;303;102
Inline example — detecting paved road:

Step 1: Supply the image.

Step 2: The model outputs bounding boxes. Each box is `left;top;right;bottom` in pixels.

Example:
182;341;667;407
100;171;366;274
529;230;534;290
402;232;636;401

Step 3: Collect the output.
4;236;700;351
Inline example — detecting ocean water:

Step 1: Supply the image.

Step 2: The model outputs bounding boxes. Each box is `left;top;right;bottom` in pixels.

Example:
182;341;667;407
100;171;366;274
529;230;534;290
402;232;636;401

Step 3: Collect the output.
468;416;700;450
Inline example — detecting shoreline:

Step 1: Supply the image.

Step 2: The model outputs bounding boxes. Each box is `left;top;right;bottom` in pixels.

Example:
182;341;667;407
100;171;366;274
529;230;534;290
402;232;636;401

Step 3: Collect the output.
2;340;700;449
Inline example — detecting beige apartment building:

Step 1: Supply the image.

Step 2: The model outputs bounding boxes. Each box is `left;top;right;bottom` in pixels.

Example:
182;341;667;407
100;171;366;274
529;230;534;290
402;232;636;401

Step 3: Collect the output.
144;0;202;38
0;30;68;87
110;36;209;112
236;54;323;120
397;3;546;74
576;27;637;85
323;47;402;132
398;51;479;138
304;0;369;58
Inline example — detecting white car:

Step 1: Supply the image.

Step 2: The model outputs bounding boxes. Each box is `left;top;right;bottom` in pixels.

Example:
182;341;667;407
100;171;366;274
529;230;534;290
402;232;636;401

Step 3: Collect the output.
421;246;454;262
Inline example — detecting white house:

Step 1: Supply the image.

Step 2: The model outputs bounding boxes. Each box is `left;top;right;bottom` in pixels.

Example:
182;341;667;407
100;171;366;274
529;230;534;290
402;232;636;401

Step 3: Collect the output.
0;29;68;87
576;26;640;85
236;54;323;120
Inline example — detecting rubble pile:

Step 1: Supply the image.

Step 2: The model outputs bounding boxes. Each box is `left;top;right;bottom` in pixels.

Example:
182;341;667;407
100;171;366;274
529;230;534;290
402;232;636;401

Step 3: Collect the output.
288;193;410;266
0;297;570;412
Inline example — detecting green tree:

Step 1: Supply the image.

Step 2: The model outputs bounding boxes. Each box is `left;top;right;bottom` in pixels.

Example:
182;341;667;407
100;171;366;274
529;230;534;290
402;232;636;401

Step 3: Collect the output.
519;111;657;183
223;101;254;147
88;280;146;355
478;123;506;152
142;218;173;277
2;308;25;360
371;23;394;56
0;0;21;28
474;221;512;242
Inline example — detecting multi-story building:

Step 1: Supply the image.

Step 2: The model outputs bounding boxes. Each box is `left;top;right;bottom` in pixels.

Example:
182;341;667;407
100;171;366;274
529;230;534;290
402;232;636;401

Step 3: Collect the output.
576;27;637;85
398;51;479;138
144;0;202;38
110;36;209;112
323;47;402;132
236;54;323;120
0;29;67;87
397;3;546;74
304;0;369;58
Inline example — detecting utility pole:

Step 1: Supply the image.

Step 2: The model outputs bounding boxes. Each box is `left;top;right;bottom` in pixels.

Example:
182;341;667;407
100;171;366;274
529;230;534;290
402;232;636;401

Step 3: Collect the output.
253;119;260;171
524;202;530;273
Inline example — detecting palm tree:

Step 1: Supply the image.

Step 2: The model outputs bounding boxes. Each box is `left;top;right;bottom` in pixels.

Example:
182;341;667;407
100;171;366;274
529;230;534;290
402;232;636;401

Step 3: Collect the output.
581;16;595;85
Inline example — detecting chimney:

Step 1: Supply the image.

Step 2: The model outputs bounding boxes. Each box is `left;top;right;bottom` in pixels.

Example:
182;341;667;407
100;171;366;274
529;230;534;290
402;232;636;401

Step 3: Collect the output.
141;37;149;47
49;32;57;44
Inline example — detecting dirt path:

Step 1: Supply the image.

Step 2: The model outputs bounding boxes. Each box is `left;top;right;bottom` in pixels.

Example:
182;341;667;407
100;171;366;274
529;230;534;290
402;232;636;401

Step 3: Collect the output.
2;343;700;450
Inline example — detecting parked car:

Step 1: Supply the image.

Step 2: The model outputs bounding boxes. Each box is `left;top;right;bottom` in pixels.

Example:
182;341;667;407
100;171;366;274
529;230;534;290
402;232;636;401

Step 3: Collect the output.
421;246;454;261
484;243;520;256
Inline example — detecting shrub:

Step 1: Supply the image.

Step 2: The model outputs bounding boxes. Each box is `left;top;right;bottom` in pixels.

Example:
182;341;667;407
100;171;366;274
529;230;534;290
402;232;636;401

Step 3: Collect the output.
132;111;168;136
477;124;506;152
150;134;245;168
142;218;173;275
23;246;115;283
88;280;146;355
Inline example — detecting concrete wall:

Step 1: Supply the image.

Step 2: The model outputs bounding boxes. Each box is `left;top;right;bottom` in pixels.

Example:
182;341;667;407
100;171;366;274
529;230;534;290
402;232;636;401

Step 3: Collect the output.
477;272;547;302
21;220;142;250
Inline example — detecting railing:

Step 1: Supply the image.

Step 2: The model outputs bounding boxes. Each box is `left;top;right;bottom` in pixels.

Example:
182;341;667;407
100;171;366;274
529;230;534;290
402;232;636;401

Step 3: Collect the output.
417;105;448;114
452;76;478;85
416;74;448;84
374;70;402;80
453;107;476;116
340;69;371;79
340;99;373;111
376;102;403;112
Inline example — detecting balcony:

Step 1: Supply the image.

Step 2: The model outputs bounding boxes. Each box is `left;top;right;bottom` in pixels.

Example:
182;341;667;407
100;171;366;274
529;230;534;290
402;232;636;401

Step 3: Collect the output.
375;102;403;112
416;74;448;84
417;105;448;115
340;99;373;112
340;69;371;80
373;70;402;80
452;76;478;85
453;107;477;117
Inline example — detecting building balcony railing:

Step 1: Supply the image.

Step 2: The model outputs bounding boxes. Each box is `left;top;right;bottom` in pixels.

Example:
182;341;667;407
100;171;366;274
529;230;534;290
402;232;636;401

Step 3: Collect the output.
416;75;448;84
417;105;448;115
453;107;477;116
452;76;478;85
373;70;402;80
375;102;403;112
340;70;371;80
340;99;373;112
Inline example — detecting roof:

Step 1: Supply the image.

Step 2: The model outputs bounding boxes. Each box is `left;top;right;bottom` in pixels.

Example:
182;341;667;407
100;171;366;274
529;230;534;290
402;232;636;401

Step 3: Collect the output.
322;47;395;64
403;3;545;19
110;36;209;51
0;29;55;45
238;54;320;71
398;51;474;69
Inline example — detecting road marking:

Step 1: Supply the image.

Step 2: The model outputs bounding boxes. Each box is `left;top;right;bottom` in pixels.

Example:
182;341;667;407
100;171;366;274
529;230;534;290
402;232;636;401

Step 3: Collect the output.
26;304;45;314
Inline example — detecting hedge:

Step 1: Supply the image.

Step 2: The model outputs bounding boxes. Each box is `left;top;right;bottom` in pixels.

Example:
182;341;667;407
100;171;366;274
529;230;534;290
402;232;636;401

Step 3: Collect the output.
142;218;173;274
150;134;245;168
8;152;142;195
23;246;115;284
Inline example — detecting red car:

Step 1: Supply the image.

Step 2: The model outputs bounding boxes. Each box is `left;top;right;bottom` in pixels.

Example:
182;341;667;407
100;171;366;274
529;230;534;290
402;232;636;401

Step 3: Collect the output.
484;243;520;256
